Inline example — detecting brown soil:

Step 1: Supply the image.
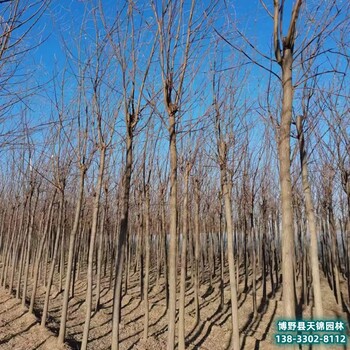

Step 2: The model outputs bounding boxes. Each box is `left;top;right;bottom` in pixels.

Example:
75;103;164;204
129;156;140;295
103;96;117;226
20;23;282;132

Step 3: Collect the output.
0;268;349;349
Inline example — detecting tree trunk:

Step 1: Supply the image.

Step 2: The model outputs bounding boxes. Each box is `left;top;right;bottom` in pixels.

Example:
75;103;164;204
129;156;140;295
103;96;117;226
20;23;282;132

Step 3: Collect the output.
111;128;133;350
58;167;86;346
179;163;190;350
29;191;56;314
279;48;296;319
167;111;178;350
22;188;39;307
194;177;200;324
81;145;106;350
41;190;65;327
296;116;323;318
143;185;150;340
219;140;240;350
95;200;106;312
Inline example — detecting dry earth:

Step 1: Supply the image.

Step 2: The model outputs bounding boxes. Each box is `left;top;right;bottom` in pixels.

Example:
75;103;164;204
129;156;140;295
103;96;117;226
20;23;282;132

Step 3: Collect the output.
0;267;349;350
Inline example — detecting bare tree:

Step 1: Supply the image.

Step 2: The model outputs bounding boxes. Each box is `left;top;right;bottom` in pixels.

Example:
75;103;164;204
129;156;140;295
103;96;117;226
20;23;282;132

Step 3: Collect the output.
296;116;324;318
98;2;156;348
272;0;303;319
151;0;197;347
212;68;241;350
57;67;92;346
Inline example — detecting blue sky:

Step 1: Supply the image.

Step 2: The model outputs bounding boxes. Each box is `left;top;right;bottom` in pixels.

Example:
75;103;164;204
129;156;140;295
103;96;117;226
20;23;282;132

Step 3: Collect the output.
33;1;275;71
0;0;348;178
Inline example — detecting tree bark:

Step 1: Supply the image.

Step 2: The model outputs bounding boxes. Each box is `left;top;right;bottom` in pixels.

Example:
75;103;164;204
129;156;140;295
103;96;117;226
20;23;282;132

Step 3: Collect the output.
143;185;150;340
278;48;297;319
58;167;86;346
194;177;200;324
219;140;240;350
179;163;191;350
29;191;56;314
167;110;178;350
296;116;323;318
81;145;106;350
111;127;133;350
41;189;65;327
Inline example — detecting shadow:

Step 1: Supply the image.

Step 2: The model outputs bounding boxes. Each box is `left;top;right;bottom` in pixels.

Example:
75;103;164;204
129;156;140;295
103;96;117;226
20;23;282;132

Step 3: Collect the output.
196;292;221;315
89;327;112;343
32;335;51;349
185;321;206;346
125;313;143;325
240;299;278;350
259;301;278;341
1;311;26;327
239;311;254;350
0;300;20;315
340;294;350;325
66;336;82;350
121;295;135;310
100;295;114;310
28;295;83;350
149;304;168;331
53;289;64;299
192;304;232;349
151;318;169;338
202;285;215;299
100;286;110;299
0;320;36;345
126;338;140;350
238;291;248;309
0;296;12;305
70;299;85;315
185;296;194;309
217;308;232;327
120;299;141;318
149;308;167;336
296;297;303;319
119;328;143;342
206;300;227;323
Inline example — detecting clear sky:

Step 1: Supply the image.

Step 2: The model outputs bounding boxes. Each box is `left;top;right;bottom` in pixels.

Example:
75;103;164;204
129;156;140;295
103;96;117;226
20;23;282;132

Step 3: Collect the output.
1;0;348;175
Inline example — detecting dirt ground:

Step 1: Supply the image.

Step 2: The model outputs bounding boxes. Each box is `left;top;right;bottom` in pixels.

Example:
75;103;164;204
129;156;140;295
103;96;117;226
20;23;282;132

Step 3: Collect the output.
0;267;349;350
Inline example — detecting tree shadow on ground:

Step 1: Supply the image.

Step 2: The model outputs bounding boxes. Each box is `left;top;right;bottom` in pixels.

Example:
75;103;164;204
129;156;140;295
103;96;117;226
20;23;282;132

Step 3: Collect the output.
340;293;350;325
1;310;26;327
0;299;20;315
29;297;83;350
189;302;232;349
239;279;281;350
0;319;36;346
